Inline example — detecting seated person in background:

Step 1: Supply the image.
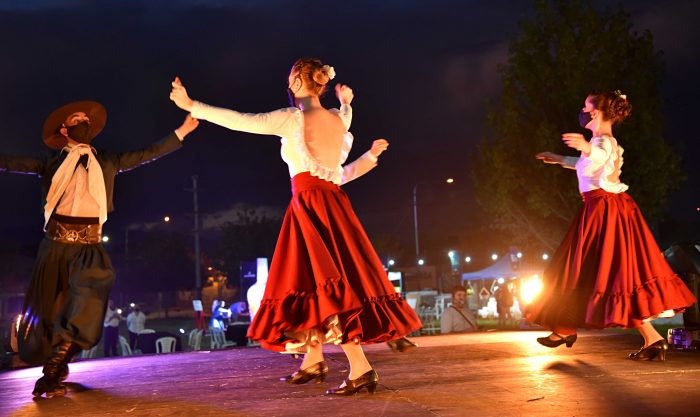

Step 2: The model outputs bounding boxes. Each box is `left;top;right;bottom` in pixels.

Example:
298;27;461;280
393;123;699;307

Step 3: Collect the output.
441;285;479;334
230;301;251;323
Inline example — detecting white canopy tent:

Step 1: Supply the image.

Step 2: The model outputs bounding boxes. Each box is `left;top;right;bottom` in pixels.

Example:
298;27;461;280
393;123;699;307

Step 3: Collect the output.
461;256;544;282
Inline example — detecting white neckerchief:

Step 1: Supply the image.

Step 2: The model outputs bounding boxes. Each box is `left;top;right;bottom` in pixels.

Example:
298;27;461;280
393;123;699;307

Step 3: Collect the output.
44;143;107;229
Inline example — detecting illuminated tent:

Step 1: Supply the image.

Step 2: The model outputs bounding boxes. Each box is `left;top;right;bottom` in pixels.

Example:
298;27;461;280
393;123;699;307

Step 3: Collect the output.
461;255;544;283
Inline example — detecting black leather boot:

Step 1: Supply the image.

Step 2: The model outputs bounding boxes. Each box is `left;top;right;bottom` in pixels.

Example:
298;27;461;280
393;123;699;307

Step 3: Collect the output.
32;341;81;398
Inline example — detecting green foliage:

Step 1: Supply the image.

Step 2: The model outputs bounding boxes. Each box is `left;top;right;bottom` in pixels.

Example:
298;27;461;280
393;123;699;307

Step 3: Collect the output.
473;0;683;250
212;206;282;279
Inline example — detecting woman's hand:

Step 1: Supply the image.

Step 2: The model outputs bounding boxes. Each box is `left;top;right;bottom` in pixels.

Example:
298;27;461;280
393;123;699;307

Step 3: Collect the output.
175;114;200;139
561;133;591;154
535;152;563;165
335;84;354;105
170;77;195;112
370;139;389;158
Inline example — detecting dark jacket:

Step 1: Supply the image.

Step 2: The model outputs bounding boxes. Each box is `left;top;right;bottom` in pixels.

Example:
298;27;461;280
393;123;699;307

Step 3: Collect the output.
0;132;182;214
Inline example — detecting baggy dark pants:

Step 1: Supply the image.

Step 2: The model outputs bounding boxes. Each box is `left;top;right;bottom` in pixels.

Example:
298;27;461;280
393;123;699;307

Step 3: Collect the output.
18;237;115;365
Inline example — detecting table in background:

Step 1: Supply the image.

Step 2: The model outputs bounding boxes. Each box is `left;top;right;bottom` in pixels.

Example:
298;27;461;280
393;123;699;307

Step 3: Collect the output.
225;322;250;346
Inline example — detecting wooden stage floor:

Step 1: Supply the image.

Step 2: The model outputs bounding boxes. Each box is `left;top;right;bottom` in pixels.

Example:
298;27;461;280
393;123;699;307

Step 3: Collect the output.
2;331;700;417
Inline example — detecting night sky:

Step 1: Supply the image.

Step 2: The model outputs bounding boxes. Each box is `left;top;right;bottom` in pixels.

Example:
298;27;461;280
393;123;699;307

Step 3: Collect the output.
1;0;698;265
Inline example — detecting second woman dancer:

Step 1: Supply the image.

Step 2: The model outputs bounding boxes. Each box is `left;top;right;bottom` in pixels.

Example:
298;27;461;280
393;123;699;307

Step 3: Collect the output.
528;90;696;361
170;58;422;394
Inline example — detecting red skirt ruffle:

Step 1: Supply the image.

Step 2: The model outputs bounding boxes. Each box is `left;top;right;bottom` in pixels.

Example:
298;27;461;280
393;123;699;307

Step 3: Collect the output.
527;189;696;329
247;172;422;351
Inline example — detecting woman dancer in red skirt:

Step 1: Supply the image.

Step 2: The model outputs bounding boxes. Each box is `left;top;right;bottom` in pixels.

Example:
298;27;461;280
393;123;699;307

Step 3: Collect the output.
528;90;696;360
170;58;422;394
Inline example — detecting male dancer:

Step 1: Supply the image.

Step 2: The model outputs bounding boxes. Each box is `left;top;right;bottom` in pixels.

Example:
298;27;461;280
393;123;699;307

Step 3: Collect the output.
0;100;198;397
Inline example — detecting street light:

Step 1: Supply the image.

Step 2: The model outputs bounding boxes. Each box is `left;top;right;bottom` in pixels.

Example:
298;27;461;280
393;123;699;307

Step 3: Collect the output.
412;178;454;263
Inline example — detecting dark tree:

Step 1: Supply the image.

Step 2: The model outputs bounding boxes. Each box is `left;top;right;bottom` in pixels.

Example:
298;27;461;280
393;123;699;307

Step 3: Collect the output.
212;206;282;279
473;0;683;251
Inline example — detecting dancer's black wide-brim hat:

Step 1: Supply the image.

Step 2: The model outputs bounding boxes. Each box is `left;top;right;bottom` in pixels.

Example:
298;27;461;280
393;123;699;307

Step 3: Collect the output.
42;100;107;149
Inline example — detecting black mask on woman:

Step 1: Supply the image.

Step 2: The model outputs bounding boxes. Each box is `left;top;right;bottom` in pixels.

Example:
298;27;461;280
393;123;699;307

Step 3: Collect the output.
66;121;93;144
578;110;593;128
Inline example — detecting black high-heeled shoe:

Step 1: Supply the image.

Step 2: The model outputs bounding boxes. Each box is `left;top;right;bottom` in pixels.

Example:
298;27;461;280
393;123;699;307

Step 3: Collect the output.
325;369;379;395
280;361;328;384
628;339;668;361
387;337;417;353
536;332;577;348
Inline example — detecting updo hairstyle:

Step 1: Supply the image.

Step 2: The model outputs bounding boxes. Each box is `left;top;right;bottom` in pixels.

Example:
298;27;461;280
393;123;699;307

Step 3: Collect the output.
589;90;632;125
290;58;332;97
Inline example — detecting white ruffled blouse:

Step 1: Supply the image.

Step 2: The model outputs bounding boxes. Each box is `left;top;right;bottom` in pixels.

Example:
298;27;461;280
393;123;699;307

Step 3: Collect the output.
561;135;629;194
190;102;377;185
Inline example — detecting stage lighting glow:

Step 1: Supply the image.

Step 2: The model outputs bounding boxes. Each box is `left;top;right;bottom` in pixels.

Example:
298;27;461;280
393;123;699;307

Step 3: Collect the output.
491;254;498;261
521;274;543;305
179;328;185;334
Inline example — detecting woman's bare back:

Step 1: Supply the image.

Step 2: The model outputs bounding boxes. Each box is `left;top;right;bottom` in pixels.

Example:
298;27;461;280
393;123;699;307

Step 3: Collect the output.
302;108;347;168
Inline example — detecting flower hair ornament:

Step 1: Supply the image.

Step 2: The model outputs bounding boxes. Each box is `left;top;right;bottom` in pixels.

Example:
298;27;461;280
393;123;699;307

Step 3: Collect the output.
614;89;627;100
322;65;336;80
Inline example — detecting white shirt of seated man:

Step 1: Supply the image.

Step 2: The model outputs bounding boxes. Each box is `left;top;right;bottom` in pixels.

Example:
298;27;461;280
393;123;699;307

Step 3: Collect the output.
440;288;478;334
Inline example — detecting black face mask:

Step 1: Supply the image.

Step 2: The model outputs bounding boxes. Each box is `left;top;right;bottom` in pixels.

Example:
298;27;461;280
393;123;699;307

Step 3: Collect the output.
578;110;593;128
287;88;296;107
66;121;93;144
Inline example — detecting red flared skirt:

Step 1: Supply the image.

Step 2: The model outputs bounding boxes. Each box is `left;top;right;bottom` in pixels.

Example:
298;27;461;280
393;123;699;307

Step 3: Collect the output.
527;189;696;329
247;172;422;351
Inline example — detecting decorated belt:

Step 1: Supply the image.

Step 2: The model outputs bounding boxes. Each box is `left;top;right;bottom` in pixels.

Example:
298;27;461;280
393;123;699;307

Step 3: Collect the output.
46;217;102;244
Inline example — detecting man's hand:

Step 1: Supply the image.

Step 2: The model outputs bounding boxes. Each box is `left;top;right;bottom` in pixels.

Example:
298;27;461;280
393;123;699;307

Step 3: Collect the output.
335;83;354;105
562;133;591;154
535;152;563;165
175;114;200;139
369;138;389;158
170;76;195;112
